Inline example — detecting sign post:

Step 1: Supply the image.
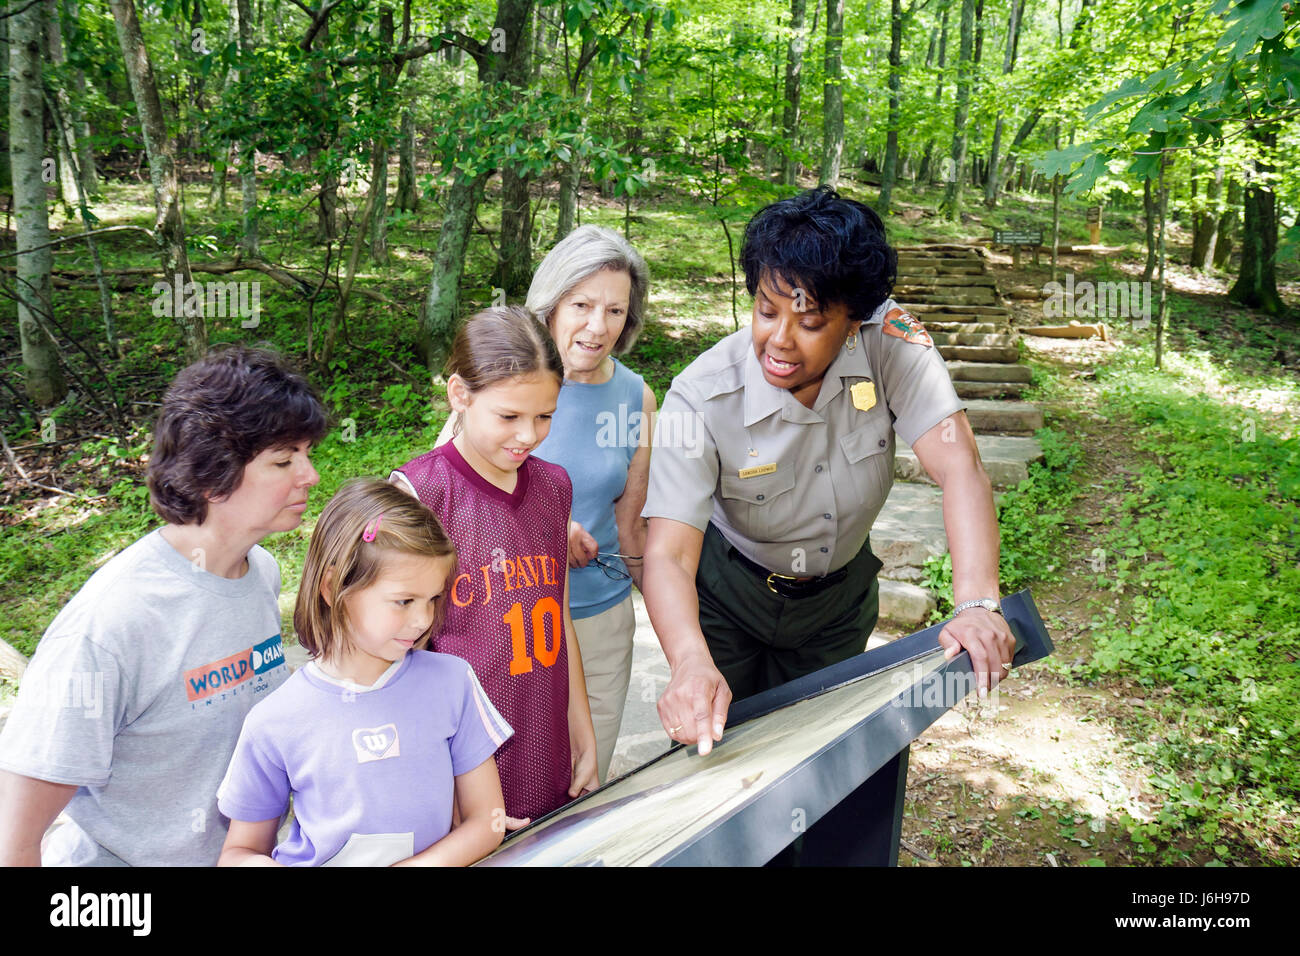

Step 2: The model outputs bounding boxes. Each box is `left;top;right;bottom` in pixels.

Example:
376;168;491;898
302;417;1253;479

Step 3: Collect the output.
1086;205;1102;244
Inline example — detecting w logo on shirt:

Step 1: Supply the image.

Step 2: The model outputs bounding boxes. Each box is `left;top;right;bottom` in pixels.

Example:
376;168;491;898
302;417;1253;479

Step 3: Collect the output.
352;724;400;763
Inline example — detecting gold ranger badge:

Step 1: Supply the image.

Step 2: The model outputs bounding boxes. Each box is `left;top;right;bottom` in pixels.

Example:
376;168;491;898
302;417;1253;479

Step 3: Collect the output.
850;380;877;412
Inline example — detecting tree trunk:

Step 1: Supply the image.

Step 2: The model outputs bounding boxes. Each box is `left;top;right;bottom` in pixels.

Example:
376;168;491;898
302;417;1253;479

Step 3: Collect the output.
496;2;536;294
556;54;594;240
939;0;975;220
625;13;654;238
983;0;1023;207
497;167;533;296
369;143;390;265
1156;154;1169;368
780;0;807;186
878;0;903;214
369;7;396;265
421;0;535;369
236;0;258;257
1141;178;1157;281
309;20;338;243
919;7;949;184
1228;129;1284;315
1213;179;1240;270
395;56;420;213
108;0;203;358
421;172;488;368
11;0;67;405
63;0;98;196
1190;166;1222;271
819;0;845;186
44;0;80;212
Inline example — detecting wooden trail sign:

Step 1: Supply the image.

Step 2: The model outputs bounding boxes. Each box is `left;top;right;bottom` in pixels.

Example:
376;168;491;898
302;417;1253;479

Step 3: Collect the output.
993;229;1044;266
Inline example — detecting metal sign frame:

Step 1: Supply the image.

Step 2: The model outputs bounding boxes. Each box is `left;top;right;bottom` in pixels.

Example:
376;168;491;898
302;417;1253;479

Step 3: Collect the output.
481;589;1053;866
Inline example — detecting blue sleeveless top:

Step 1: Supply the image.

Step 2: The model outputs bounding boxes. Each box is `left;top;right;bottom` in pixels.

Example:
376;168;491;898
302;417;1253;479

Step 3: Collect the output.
535;358;647;619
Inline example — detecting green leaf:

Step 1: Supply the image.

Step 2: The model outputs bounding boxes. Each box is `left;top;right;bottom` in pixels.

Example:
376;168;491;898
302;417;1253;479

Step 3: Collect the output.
1215;0;1288;59
1033;142;1101;180
1086;75;1156;120
1127;101;1181;135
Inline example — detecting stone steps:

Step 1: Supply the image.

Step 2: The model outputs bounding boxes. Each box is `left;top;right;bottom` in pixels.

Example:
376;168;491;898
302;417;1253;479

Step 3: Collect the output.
902;302;1011;318
925;320;1009;334
901;274;998;288
879;579;938;624
930;331;1019;348
878;244;1047;626
894;434;1043;488
947;361;1033;383
895;244;985;256
938;344;1021;363
963;398;1044;434
954;379;1027;399
871;482;949;574
896;289;1000;305
892;265;988;277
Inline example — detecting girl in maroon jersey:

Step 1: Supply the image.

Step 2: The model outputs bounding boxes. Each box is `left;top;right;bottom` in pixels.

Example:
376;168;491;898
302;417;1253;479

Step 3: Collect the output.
392;307;599;826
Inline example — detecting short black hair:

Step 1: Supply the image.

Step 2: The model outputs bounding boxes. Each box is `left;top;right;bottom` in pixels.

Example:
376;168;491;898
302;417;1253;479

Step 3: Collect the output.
740;185;897;322
147;346;329;525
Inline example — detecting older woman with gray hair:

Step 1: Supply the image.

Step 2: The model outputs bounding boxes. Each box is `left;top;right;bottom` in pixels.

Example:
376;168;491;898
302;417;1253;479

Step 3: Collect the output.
436;226;654;782
530;226;654;784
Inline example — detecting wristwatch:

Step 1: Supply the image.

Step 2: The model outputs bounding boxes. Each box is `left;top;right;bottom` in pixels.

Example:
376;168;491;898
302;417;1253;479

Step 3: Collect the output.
953;597;1004;617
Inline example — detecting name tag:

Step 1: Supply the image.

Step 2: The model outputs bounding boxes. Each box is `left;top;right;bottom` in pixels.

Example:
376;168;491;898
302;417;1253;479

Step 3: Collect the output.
738;462;778;479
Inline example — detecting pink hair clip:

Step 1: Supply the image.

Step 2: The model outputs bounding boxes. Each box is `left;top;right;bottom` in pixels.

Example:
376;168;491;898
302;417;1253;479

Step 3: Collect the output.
362;514;384;542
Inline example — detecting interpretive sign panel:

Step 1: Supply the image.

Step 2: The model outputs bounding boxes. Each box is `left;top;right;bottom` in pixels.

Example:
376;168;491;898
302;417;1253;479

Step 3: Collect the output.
480;589;1053;866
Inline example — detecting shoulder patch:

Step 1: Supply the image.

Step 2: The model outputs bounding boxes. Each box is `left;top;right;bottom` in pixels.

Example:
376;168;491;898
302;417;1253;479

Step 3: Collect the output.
882;307;933;348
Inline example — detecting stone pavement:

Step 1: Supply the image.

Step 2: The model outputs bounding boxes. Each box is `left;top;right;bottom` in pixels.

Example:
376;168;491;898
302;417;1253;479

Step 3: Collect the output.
874;245;1046;626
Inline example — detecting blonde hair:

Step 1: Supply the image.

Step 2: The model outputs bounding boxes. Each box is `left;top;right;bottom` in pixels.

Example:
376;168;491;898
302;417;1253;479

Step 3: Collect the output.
293;478;457;661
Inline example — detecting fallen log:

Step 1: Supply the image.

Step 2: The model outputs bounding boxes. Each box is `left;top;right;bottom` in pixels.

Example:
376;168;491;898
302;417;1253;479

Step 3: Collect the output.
1;260;400;308
1021;322;1109;340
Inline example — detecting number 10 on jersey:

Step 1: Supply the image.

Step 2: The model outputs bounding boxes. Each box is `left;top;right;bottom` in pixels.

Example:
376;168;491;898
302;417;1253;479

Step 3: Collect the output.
503;597;562;675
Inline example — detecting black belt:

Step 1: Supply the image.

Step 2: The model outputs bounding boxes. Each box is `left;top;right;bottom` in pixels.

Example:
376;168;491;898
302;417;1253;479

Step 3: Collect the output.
727;546;849;599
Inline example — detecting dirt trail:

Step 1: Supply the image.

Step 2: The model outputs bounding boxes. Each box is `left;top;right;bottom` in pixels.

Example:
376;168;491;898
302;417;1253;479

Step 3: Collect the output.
895;252;1175;867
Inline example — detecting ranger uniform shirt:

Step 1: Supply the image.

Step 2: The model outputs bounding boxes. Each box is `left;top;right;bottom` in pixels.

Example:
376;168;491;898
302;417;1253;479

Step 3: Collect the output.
642;298;964;579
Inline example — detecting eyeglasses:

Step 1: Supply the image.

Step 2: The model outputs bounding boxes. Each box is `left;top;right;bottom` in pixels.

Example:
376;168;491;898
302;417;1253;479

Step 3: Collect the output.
592;552;642;581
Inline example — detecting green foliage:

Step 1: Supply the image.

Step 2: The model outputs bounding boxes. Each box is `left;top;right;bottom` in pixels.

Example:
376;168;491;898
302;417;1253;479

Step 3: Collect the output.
924;427;1083;617
996;427;1084;594
1042;0;1299;195
1078;347;1300;861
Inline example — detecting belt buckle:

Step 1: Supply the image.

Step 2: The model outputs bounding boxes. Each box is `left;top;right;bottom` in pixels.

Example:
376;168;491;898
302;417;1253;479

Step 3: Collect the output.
765;571;798;595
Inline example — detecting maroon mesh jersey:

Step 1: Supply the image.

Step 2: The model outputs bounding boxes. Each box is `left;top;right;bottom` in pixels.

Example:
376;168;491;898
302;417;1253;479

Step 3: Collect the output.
394;442;573;821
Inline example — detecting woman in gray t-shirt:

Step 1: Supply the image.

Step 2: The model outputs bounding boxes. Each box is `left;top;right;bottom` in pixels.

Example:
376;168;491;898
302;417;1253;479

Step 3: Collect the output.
0;347;327;866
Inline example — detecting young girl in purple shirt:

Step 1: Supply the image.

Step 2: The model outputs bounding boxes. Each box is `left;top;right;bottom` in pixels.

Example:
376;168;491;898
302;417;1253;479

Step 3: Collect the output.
217;479;511;866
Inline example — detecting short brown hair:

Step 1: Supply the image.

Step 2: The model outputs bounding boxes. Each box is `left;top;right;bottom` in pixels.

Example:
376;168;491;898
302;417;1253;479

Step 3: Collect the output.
147;346;328;525
294;479;457;661
447;305;564;393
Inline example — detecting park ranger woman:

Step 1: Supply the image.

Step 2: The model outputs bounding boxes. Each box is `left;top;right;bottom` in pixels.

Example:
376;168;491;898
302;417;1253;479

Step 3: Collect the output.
641;186;1015;754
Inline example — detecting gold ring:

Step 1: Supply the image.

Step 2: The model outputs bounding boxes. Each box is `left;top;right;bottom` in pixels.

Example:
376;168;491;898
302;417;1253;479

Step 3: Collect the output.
1001;661;1012;671
668;724;683;735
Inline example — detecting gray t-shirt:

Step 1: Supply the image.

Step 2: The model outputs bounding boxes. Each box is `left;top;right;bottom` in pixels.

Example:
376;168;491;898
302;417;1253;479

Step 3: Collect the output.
0;529;289;866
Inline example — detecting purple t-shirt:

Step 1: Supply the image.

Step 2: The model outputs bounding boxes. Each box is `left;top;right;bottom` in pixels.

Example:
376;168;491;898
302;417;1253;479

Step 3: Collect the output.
217;650;511;866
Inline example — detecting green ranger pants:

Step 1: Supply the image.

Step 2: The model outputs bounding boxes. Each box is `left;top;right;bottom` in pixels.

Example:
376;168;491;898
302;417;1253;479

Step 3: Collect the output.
694;522;884;701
